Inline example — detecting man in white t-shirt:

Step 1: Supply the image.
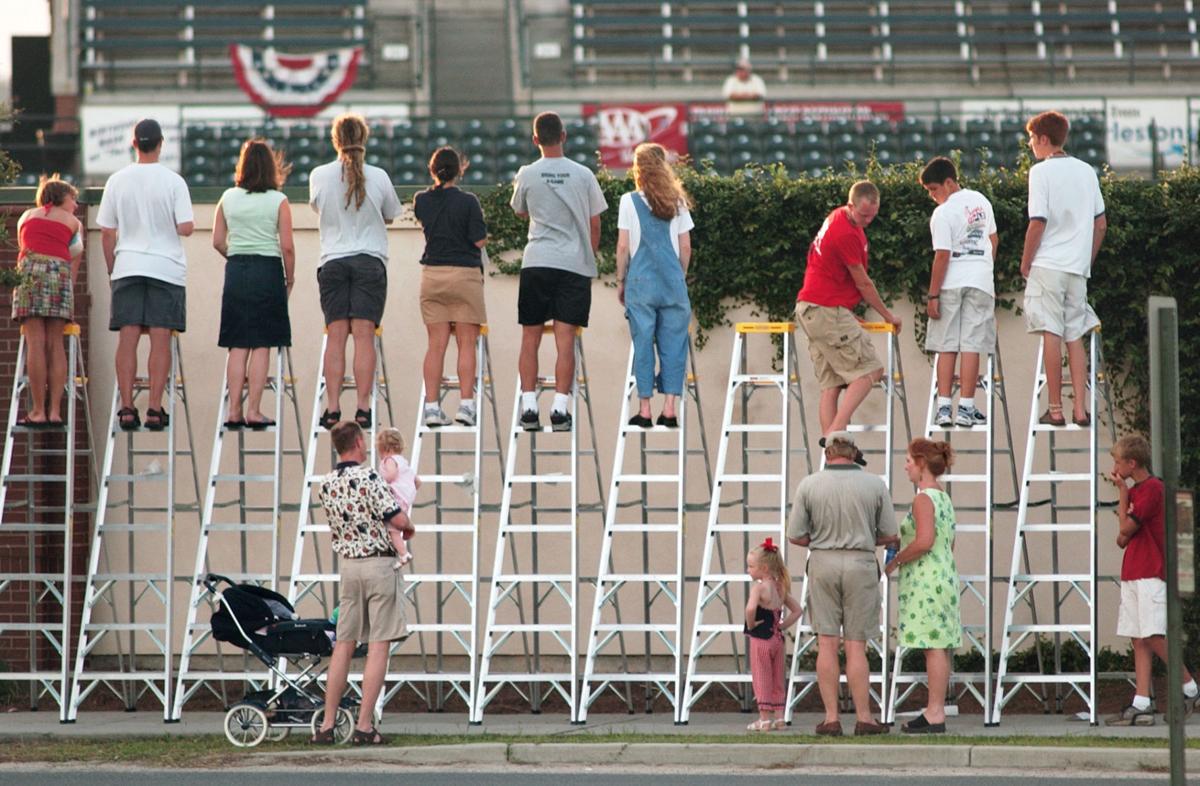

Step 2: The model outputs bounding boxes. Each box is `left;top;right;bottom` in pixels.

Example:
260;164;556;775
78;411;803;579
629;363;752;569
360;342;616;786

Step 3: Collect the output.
1021;110;1107;428
920;156;999;428
722;57;767;116
96;118;194;432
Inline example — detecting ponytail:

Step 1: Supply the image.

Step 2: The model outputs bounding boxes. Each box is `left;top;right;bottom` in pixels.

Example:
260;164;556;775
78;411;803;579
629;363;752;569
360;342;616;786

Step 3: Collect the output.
331;113;369;210
428;146;461;185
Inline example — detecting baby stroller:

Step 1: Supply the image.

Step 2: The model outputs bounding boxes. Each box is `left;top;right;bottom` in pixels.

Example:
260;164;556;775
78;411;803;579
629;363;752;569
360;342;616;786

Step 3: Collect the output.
205;574;362;747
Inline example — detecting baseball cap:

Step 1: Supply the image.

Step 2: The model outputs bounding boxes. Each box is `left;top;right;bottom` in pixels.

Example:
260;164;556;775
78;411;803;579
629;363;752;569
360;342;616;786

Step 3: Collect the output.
134;118;163;145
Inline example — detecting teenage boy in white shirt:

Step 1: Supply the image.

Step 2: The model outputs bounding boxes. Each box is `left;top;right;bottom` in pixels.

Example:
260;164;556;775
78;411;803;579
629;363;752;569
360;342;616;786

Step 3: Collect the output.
919;156;999;428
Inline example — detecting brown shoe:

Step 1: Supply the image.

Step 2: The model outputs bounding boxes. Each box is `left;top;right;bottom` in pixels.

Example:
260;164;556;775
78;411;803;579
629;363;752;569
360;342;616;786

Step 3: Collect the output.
815;720;843;736
854;719;889;736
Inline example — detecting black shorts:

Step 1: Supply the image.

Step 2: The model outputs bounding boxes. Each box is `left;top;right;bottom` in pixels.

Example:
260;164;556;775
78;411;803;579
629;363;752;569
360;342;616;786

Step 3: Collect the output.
109;276;187;332
517;266;592;327
317;254;388;326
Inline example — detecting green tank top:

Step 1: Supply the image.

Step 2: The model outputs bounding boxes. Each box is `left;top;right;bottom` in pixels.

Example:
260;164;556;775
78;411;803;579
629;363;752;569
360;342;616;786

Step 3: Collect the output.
219;187;286;257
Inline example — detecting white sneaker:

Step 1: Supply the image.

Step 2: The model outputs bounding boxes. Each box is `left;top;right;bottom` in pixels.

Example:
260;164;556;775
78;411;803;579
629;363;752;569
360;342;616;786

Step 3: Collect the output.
935;405;953;428
424;406;452;427
955;405;987;427
455;404;477;427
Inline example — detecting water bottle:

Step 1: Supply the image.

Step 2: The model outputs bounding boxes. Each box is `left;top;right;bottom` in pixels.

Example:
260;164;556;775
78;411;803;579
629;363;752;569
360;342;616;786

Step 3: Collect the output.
884;544;898;565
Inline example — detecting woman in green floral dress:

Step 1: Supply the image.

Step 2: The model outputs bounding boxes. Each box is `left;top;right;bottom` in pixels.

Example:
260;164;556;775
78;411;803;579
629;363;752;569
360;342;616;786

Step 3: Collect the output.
884;438;962;734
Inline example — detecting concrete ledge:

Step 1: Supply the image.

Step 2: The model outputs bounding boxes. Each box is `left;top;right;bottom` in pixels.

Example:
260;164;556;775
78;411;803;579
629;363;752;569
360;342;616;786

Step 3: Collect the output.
269;743;510;765
508;742;627;765
969;745;1173;773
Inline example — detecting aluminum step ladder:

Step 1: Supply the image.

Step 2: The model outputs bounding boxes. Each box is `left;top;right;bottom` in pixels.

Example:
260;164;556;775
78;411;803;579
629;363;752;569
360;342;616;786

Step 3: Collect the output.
67;332;202;721
471;326;606;723
171;347;306;719
379;327;504;714
579;334;713;724
680;322;812;724
285;328;394;625
885;341;1020;723
0;324;96;716
991;328;1115;726
786;322;908;723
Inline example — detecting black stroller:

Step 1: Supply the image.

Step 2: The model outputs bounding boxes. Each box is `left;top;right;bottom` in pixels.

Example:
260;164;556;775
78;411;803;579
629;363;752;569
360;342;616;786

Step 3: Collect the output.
206;574;362;747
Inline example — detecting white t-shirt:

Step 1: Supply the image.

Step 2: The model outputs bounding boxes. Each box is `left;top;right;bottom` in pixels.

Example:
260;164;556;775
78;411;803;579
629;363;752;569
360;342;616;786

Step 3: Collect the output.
722;73;767;115
929;188;997;296
308;160;403;265
96;162;193;286
617;192;694;258
1027;156;1106;277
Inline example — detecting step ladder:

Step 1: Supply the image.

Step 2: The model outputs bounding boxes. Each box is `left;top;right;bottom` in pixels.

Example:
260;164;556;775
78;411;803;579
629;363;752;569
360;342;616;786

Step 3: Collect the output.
885;341;1020;723
285;328;394;624
0;324;96;716
171;347;306;719
471;326;606;723
991;328;1115;726
579;334;714;724
786;322;909;723
379;327;504;714
67;332;202;721
680;322;812;724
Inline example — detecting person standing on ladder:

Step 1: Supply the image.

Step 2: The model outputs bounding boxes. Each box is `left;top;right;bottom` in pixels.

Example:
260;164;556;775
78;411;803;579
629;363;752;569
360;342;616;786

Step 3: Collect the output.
614;142;694;429
510;111;607;433
97;118;194;432
1020;110;1106;428
794;181;902;443
919;156;999;428
309;113;402;431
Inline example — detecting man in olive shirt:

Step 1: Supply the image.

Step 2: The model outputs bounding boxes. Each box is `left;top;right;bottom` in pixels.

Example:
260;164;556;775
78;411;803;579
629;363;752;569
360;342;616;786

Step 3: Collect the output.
787;433;898;737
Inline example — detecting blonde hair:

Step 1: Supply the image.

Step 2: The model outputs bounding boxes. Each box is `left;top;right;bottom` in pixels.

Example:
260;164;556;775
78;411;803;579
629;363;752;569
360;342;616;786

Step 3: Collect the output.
376;427;406;457
331;113;369;210
1113;434;1152;471
631;143;692;221
750;543;791;597
909;438;955;477
848;179;879;206
35;174;77;208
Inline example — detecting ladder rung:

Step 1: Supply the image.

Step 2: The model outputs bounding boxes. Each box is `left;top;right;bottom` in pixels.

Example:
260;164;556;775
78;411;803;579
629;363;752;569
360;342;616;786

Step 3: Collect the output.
998;674;1093;682
1011;574;1092;582
724;424;786;433
0;572;68;581
407;623;472;633
105;474;168;483
711;523;781;533
190;572;273;584
615;474;680;484
956;524;988;534
620;425;684;434
1021;523;1093;533
211;474;276;484
92;573;169;581
1027;473;1093;483
730;374;786;385
83;622;167;632
845;424;887;433
507;475;573;485
485;624;571;633
717;474;784;483
942;473;987;483
2;474;69;483
99;523;168;533
421;474;475;484
693;623;747;633
291;573;340;581
699;574;752;583
416;524;477;534
1031;423;1091;432
206;523;276;533
495;574;573;582
502;524;574;533
479;672;574;681
597;573;679;582
0;523;68;533
689;673;752;682
418;425;477;435
584;673;678;681
611;524;680;533
592;623;674;633
406;574;474;582
0;622;66;632
72;670;168;679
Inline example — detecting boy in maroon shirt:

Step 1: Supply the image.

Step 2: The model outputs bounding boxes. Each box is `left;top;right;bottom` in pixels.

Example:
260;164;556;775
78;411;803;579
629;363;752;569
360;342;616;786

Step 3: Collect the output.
1105;434;1198;726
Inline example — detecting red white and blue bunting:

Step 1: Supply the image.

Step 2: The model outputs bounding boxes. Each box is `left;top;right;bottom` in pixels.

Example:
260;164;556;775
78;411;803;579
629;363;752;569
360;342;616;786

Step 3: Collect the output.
229;44;362;118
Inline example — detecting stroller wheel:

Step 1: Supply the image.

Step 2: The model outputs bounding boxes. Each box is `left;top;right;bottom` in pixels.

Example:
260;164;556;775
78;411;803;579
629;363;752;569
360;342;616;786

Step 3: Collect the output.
224;703;269;747
311;706;355;745
264;725;291;742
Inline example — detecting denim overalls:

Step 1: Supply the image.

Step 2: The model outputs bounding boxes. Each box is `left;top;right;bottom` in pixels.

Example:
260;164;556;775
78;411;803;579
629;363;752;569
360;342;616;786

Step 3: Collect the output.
625;194;691;398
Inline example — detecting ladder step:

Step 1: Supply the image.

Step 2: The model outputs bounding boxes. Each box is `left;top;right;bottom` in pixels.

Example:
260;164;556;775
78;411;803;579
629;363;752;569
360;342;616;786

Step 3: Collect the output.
620;425;684;435
689;673;752;682
998;674;1093;682
406;573;474;582
211;474;277;484
190;572;273;584
99;523;169;533
502;524;574;533
0;572;69;581
927;424;991;434
942;473;988;483
615;474;680;484
0;622;67;632
956;524;988;534
724;424;786;433
421;474;475;484
507;475;573;485
480;672;574;681
92;573;169;582
408;623;472;633
584;673;678;682
0;523;68;533
418;425;477;435
485;624;571;633
597;573;679;583
711;523;782;533
699;574;752;583
693;623;747;633
2;474;69;483
205;523;276;533
730;374;786;385
610;524;680;533
1021;523;1093;533
717;474;784;483
592;623;674;633
83;622;167;632
496;574;574;582
415;524;477;534
291;573;340;582
1031;423;1092;432
1011;574;1092;582
845;424;887;433
106;474;168;483
1027;473;1093;483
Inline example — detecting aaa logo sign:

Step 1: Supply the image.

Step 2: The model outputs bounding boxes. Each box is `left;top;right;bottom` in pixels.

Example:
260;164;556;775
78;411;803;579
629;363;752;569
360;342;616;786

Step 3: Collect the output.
584;104;688;170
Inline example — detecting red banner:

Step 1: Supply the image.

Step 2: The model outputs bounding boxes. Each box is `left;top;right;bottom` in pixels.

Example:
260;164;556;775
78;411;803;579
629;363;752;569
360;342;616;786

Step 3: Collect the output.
583;103;689;170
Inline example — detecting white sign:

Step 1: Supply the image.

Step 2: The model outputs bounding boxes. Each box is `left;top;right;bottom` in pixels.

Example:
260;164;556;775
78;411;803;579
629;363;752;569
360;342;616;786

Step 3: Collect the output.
959;98;1104;118
1106;98;1192;170
81;104;182;178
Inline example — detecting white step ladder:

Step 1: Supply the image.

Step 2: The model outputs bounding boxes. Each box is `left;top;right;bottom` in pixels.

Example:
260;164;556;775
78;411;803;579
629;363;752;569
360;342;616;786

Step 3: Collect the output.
67;332;202;721
680;322;812;723
471;326;606;723
0;324;96;716
285;328;394;624
787;322;908;723
171;347;306;719
380;327;504;713
580;334;713;723
885;342;1020;723
991;329;1114;725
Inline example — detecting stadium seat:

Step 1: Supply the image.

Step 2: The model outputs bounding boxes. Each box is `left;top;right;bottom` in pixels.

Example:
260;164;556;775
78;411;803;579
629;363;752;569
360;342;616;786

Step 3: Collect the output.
392;135;421;156
428;118;452;136
802;149;826;168
863;118;893;136
763;133;793;156
691;133;726;155
795;119;822;135
729;133;759;155
496;134;526;155
570;150;596;169
899;117;930;135
932;116;961;136
968;130;997;152
966;118;995;135
936;131;964;151
797;133;827;154
366;151;391;169
497;118;523;136
874;148;898;166
460;118;492;138
730;149;756;169
294;170;311;186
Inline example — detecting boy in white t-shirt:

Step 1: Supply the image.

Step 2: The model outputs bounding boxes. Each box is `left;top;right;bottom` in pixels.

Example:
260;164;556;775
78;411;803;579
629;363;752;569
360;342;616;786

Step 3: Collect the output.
1021;110;1107;427
919;157;998;428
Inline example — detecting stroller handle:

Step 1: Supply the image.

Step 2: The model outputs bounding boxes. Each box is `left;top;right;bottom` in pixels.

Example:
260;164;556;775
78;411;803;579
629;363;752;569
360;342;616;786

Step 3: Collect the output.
203;573;237;594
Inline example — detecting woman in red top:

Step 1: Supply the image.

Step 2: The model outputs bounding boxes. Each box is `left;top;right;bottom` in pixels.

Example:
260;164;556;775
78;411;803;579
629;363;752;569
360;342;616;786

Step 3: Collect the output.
12;176;83;427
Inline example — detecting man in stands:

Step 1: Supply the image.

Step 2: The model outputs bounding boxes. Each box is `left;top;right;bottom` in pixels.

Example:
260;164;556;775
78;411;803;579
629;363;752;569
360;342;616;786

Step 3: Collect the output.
510;111;607;433
722;57;767;116
97;118;194;432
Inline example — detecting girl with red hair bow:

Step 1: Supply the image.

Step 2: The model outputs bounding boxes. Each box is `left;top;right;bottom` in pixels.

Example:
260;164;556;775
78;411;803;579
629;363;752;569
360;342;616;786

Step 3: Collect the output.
745;537;803;731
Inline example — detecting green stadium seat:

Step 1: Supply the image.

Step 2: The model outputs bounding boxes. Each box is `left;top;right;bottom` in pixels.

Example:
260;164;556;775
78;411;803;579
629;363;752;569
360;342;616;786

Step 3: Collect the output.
428;118;452;136
461;119;492;138
496;134;526;155
932;116;961;136
899;117;930;134
936;131;964;151
874;148;899;166
497;118;523;136
392;135;421;156
729;133;759;154
730;149;756;169
366;151;391;169
570;150;596;169
797;133;827;154
863;118;893;136
763;133;793;156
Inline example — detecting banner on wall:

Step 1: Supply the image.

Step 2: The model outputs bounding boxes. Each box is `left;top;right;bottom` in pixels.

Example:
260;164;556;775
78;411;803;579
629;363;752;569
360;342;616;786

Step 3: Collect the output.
583;103;688;170
81;104;182;178
230;45;363;118
689;101;904;124
1106;98;1192;169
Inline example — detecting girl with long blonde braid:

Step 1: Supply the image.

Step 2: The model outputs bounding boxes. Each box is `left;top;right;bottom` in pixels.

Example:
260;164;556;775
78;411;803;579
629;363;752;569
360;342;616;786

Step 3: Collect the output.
745;537;802;731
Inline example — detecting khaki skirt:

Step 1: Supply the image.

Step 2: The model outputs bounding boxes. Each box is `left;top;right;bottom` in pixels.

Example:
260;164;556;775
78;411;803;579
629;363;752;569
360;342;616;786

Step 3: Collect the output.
419;264;486;325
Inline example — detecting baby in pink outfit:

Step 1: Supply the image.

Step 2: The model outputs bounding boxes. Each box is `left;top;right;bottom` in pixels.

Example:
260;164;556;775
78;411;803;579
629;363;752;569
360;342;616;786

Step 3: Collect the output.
376;427;420;567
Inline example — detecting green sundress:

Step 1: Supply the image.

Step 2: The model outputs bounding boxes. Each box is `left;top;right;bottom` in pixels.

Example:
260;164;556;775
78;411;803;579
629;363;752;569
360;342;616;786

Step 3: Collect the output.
897;487;962;649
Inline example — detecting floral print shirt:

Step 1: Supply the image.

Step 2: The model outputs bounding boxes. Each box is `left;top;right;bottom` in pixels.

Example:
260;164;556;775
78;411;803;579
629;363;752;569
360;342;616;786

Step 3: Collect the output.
318;461;402;558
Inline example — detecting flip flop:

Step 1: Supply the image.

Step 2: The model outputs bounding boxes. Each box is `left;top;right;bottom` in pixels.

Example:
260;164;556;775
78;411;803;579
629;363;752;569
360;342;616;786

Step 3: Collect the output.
223;419;246;430
16;417;49;429
246;418;276;431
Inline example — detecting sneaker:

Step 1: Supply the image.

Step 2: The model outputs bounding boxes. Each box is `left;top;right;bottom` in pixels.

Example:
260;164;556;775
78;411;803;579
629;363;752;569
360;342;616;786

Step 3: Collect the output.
550;410;572;432
956;405;987;427
1105;705;1155;726
454;404;477;427
424;406;452;427
935;404;953;427
1172;693;1199;720
520;409;540;432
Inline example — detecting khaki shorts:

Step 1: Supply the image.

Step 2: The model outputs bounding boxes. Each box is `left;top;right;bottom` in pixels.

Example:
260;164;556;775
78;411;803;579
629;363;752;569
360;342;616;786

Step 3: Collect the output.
336;556;409;644
806;549;881;641
795;302;883;390
1023;266;1100;342
924;287;996;354
1116;577;1166;639
420;264;487;325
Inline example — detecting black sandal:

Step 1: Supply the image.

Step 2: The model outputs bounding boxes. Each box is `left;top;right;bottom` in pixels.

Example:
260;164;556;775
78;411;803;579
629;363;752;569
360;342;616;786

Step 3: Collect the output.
246;418;276;431
16;416;49;430
319;409;341;430
656;413;679;429
144;408;169;431
309;726;336;745
354;408;372;430
350;727;386;746
117;407;140;431
901;713;946;734
223;419;246;430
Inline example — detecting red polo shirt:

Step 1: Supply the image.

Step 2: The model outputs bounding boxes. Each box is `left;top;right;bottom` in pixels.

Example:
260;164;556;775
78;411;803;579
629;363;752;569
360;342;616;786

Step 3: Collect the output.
1121;475;1165;582
796;206;869;309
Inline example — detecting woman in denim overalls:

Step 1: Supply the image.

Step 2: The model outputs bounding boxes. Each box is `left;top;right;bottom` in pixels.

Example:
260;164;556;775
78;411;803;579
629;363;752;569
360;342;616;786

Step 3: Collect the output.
615;143;694;428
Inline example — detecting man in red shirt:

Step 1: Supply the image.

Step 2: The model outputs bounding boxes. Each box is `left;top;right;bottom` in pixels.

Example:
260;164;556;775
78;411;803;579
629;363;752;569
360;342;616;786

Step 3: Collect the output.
1105;434;1197;726
795;181;902;440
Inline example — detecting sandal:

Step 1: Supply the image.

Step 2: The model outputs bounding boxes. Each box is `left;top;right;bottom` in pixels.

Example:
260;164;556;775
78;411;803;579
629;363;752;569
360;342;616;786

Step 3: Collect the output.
771;719;787;731
246;417;276;431
1073;413;1091;427
350;726;386;745
319;409;341;430
144;408;169;431
746;719;773;732
1038;406;1067;427
16;416;49;429
223;419;246;430
117;407;140;431
309;726;336;745
354;408;372;430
